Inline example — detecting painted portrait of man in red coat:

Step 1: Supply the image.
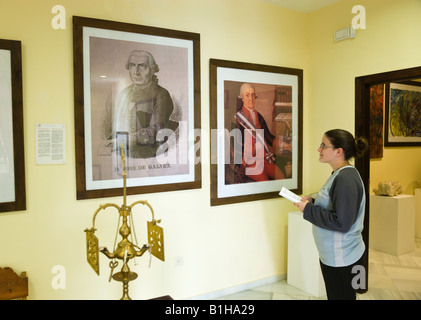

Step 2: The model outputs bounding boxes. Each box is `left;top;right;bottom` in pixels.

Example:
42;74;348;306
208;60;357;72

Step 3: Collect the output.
227;82;293;184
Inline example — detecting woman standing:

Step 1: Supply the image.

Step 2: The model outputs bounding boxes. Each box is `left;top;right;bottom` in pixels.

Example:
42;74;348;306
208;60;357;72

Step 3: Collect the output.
294;129;369;300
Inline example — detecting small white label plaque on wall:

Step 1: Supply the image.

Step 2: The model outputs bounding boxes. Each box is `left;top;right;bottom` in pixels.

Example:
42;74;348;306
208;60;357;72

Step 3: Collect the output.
35;124;66;165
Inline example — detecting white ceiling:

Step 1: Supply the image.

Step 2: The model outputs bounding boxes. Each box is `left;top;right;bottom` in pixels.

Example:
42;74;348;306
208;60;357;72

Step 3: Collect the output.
259;0;343;13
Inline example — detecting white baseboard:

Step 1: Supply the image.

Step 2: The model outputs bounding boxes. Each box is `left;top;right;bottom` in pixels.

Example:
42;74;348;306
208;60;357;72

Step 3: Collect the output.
190;274;286;300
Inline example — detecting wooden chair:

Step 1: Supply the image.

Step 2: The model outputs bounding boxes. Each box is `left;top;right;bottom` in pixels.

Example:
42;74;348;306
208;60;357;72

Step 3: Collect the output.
0;267;28;300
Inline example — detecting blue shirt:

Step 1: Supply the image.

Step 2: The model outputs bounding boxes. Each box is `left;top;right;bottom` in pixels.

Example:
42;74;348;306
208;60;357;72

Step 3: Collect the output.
303;166;365;267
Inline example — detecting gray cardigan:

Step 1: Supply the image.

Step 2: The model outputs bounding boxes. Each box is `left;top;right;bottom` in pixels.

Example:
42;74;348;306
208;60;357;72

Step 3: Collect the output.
303;166;366;267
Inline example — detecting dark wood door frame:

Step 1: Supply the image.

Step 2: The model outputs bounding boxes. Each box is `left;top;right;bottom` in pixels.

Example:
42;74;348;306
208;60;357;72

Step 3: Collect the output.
355;66;421;292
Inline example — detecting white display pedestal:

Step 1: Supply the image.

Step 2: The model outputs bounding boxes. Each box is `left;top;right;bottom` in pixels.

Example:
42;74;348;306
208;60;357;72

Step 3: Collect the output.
369;195;415;255
287;211;326;297
416;189;421;239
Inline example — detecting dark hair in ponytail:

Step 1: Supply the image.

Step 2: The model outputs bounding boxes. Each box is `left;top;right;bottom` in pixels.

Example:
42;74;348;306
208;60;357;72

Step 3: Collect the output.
325;129;368;160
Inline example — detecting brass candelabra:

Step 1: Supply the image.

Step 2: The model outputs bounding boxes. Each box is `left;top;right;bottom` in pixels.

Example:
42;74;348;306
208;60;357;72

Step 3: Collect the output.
84;145;165;300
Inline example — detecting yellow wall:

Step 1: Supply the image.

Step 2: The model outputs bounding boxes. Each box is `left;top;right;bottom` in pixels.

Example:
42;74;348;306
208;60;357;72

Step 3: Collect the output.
306;0;421;195
0;0;420;300
0;0;307;299
371;148;421;195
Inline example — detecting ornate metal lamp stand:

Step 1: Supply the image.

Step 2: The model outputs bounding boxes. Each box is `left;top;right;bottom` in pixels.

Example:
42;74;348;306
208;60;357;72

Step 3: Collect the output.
84;145;164;300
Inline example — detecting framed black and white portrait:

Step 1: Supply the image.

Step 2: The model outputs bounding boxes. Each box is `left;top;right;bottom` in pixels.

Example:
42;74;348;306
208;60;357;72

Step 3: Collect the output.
73;17;201;200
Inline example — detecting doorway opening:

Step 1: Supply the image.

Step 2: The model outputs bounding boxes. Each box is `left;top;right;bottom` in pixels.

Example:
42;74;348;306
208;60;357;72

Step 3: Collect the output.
355;66;421;292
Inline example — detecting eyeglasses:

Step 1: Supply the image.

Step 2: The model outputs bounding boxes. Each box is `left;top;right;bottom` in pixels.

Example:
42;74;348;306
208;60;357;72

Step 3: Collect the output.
319;143;335;150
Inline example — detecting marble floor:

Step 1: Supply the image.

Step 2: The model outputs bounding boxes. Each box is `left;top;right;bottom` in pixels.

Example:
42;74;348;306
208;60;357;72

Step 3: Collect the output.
216;238;421;300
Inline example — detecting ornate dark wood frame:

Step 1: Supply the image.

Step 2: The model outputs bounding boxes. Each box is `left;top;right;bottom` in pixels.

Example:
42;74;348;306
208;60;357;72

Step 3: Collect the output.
73;16;201;200
0;39;26;213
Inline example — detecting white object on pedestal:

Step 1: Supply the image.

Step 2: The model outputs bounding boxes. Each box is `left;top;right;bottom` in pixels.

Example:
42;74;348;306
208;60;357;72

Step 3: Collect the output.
369;195;415;255
287;211;326;297
415;188;421;239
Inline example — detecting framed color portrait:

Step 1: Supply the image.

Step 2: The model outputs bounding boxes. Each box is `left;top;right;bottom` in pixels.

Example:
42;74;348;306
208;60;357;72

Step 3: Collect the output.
0;39;25;213
73;17;201;200
210;59;303;206
385;82;421;146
